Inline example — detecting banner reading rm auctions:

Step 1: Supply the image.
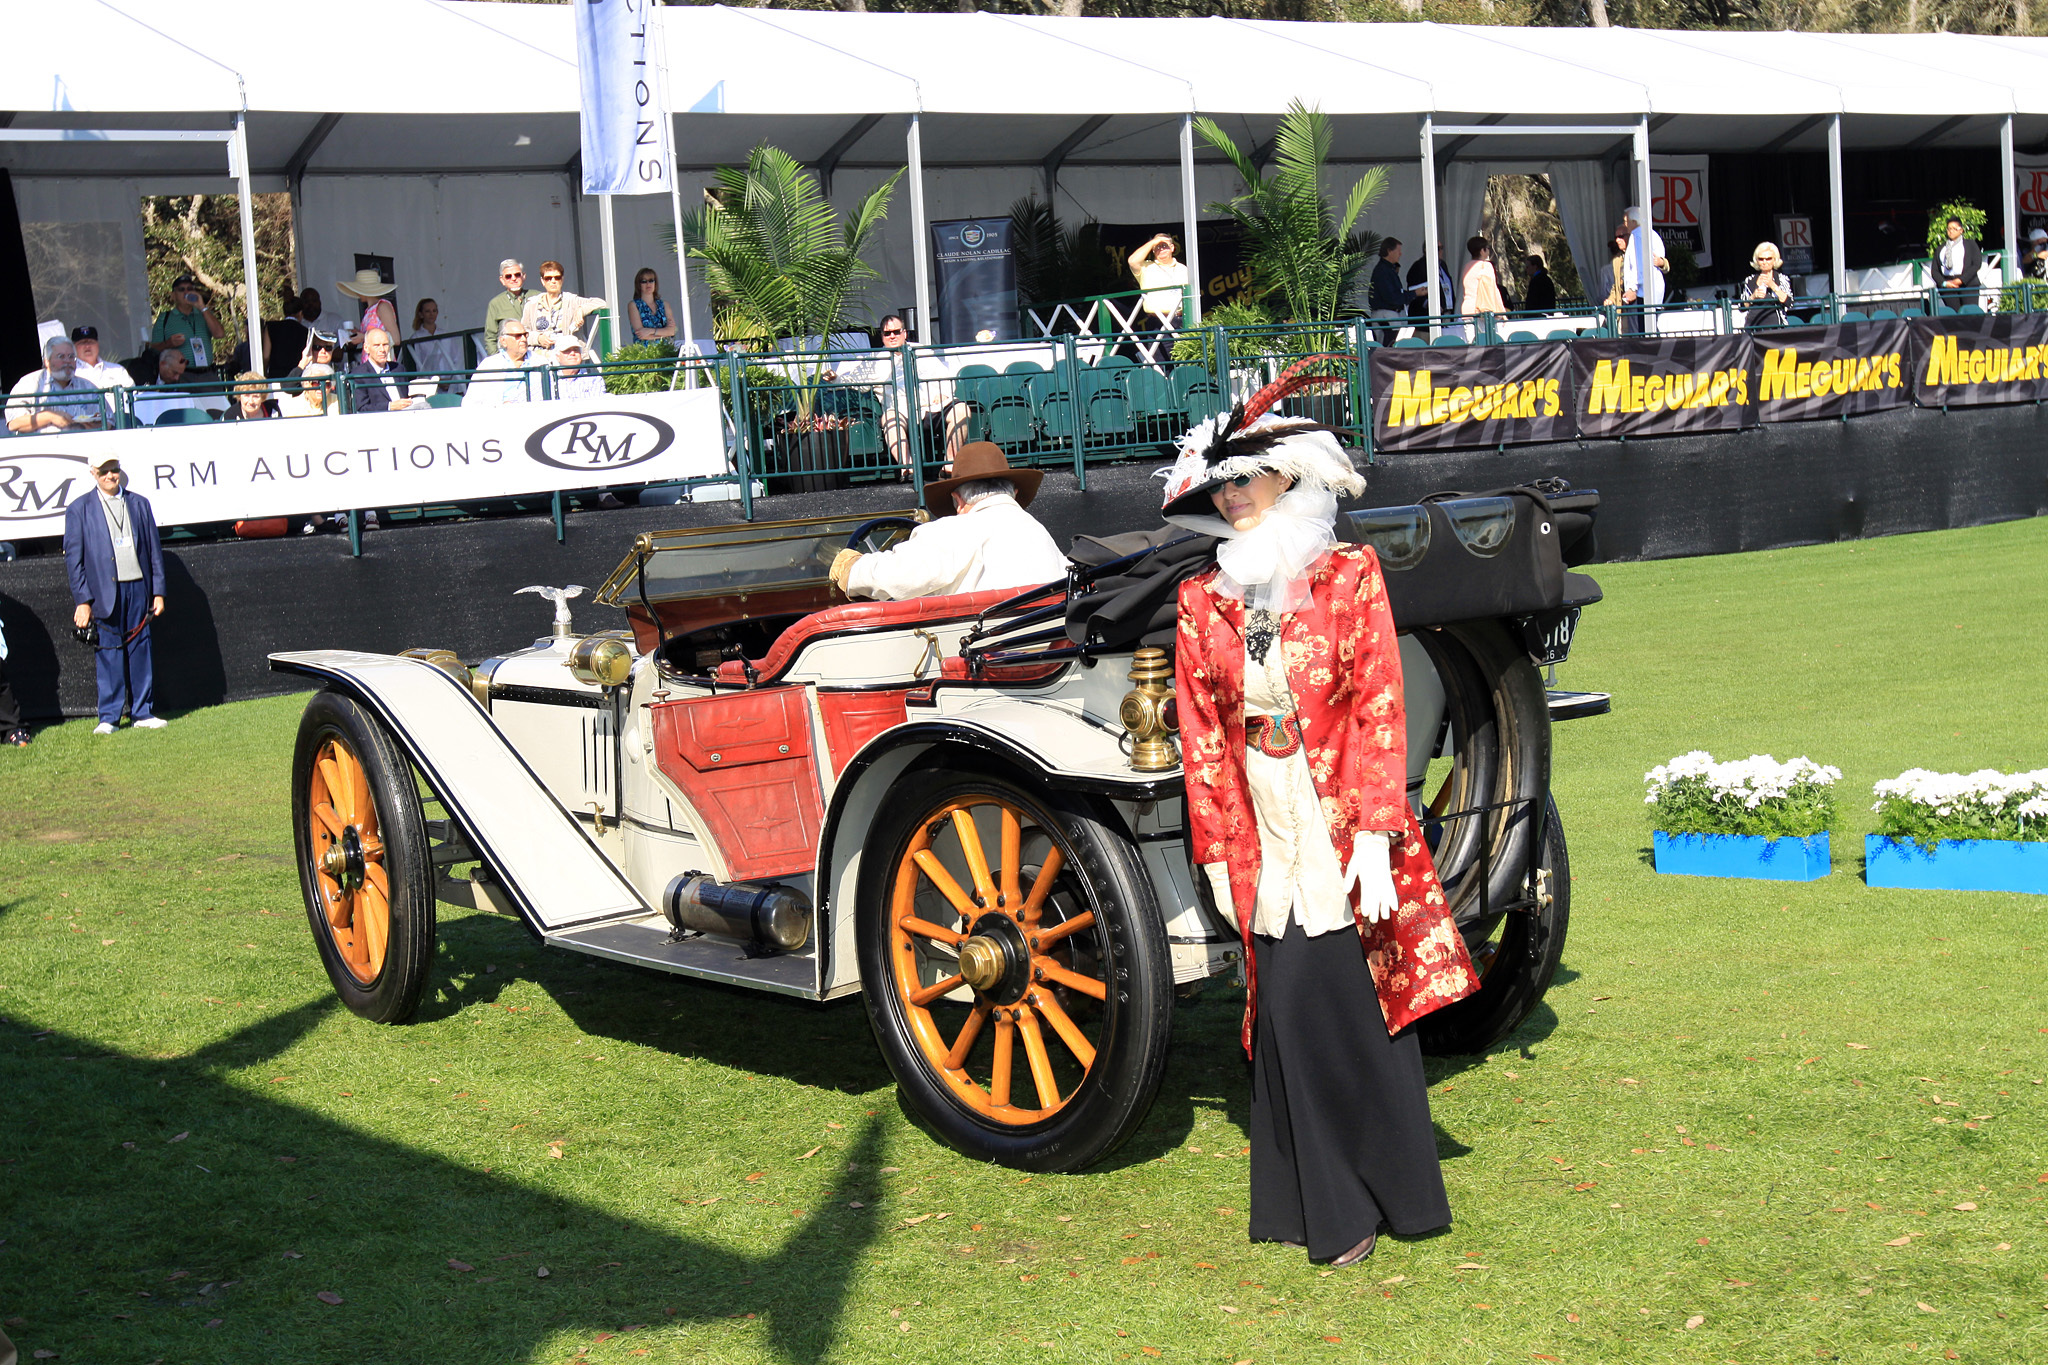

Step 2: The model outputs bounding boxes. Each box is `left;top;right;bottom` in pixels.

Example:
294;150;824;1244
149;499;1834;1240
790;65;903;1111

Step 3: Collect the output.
0;388;726;542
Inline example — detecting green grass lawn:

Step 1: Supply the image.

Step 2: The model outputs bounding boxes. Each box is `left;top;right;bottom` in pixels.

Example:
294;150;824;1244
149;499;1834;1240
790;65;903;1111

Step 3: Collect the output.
2;517;2044;1365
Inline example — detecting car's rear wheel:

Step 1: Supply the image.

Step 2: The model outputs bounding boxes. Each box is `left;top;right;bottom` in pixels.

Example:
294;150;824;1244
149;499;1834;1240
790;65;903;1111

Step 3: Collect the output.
856;769;1172;1172
291;690;435;1023
1407;622;1566;1056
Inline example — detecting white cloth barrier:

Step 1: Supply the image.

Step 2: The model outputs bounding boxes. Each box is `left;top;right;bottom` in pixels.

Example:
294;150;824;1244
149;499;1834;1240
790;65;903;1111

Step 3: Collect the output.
0;388;725;541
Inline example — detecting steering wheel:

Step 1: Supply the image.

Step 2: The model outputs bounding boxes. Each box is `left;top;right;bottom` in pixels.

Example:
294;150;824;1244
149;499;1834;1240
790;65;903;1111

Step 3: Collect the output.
845;516;919;554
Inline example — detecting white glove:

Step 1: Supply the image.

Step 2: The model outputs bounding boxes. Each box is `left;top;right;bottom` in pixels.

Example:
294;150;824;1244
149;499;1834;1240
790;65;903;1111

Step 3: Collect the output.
1343;830;1397;924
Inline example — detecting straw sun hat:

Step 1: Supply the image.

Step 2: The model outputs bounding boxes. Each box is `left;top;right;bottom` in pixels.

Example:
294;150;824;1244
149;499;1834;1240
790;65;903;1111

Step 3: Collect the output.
337;268;396;300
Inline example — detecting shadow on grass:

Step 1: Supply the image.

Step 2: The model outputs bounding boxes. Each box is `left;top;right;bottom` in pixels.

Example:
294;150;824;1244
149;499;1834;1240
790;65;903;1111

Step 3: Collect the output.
0;999;889;1364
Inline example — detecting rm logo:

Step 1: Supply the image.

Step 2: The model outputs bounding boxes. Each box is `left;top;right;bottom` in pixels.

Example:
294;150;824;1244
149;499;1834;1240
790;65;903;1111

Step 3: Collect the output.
0;452;90;523
524;410;674;472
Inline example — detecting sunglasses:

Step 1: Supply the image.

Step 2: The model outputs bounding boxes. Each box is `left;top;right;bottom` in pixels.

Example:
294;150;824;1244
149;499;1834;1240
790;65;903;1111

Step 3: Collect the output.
1222;473;1262;488
542;274;563;282
880;328;905;337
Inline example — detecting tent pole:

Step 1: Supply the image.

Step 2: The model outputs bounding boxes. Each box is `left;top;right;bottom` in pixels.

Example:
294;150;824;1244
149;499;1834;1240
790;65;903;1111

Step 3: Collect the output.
1179;113;1202;327
1634;116;1653;328
1828;114;1847;299
233;112;261;363
2001;113;2019;286
1420;114;1441;323
908;112;934;343
600;192;619;356
657;1;694;362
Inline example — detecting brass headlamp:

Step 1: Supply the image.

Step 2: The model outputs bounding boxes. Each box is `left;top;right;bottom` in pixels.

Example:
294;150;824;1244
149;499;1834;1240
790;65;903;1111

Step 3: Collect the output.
567;632;635;687
1119;646;1179;773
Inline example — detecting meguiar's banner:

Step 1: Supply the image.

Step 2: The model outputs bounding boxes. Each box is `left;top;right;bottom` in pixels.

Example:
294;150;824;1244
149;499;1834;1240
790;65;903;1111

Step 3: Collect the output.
0;388;726;542
1752;319;1913;423
1368;340;1575;452
1909;311;2048;408
1570;333;1756;440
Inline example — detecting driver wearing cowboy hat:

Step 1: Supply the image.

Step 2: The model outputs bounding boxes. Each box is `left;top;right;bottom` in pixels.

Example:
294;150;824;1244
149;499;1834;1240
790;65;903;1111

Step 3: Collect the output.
827;443;1068;601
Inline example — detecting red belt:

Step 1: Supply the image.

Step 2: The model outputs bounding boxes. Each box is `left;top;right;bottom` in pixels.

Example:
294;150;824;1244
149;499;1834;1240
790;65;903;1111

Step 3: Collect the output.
1245;713;1303;759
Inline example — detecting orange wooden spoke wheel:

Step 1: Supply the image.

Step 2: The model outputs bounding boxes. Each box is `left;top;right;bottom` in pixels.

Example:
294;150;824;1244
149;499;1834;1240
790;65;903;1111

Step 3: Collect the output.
888;793;1103;1124
292;690;436;1024
857;769;1173;1173
307;735;391;984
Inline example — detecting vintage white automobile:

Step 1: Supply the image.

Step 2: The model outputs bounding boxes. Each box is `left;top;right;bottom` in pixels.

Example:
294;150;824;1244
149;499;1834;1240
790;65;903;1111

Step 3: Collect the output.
272;490;1606;1171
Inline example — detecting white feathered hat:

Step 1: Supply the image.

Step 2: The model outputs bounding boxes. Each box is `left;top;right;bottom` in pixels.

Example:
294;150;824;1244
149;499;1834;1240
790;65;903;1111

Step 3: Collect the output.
1157;354;1366;522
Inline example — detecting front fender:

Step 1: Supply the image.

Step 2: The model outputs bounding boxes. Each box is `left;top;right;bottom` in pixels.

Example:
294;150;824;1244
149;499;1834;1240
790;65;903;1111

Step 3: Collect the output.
811;706;1182;996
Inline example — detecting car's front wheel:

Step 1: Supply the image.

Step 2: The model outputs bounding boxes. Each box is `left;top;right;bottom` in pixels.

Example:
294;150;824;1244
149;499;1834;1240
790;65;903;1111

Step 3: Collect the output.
855;769;1172;1172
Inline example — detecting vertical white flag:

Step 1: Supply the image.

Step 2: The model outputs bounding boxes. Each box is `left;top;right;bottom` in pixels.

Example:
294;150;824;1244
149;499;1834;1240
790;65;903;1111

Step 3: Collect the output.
575;0;673;196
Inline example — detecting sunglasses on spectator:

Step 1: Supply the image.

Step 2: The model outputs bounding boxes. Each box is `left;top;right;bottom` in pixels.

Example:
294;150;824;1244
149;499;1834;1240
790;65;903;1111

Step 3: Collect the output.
503;270;524;278
542;273;563;282
880;327;905;337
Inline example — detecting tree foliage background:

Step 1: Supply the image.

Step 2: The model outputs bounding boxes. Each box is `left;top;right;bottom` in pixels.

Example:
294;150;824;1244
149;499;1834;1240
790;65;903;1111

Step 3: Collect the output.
141;193;297;352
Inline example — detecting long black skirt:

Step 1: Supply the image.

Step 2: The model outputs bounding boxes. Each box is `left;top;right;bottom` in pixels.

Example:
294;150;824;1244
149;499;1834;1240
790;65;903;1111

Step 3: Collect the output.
1248;920;1452;1259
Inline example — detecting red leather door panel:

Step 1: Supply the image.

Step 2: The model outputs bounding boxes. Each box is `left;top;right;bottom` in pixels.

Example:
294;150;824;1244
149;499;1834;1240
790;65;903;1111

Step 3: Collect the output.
650;688;823;881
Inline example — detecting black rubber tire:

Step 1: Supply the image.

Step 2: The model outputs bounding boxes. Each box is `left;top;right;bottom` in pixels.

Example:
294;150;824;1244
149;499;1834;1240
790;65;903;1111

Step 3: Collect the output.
291;689;436;1024
1409;620;1551;925
855;768;1173;1173
1417;796;1571;1056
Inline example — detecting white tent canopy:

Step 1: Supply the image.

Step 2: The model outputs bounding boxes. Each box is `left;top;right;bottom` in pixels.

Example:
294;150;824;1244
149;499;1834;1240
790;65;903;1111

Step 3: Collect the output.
9;3;2048;354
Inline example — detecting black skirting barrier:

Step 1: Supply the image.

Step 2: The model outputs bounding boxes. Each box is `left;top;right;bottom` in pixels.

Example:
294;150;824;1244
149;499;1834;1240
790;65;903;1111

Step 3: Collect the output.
2;399;2044;719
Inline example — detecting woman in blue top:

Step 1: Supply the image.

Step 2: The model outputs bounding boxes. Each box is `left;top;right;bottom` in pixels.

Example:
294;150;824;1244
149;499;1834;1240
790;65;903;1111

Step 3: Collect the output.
629;267;677;345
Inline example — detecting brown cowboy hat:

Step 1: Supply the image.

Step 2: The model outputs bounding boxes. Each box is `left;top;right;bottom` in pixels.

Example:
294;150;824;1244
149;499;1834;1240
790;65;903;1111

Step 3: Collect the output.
921;441;1042;518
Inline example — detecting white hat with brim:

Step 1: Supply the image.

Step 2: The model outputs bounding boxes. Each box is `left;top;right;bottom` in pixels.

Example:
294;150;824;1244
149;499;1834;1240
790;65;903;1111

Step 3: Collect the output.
337;268;396;300
88;454;122;473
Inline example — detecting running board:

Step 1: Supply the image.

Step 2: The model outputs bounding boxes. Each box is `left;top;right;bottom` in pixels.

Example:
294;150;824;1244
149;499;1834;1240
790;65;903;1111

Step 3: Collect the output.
270;649;653;934
1547;689;1612;722
544;914;820;999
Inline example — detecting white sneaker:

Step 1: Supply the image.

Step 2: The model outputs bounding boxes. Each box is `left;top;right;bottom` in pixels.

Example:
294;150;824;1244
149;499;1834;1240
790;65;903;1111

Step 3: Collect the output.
93;722;115;735
133;717;168;730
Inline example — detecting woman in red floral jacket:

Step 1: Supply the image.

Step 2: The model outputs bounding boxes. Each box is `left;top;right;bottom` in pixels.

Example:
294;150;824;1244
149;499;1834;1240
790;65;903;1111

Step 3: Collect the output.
1163;360;1476;1267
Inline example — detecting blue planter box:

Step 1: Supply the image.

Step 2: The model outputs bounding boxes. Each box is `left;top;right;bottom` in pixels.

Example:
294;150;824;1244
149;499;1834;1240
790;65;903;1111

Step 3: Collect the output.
1864;835;2048;893
1653;831;1831;881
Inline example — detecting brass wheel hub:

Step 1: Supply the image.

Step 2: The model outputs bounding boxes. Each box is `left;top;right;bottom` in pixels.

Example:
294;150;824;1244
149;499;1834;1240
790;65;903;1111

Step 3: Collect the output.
321;825;366;893
958;912;1031;1005
958;937;1005;992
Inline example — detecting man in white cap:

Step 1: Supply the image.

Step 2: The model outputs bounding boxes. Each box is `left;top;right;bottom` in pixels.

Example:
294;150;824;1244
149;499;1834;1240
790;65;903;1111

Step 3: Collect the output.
63;455;166;733
550;338;607;402
1620;206;1667;333
828;442;1067;601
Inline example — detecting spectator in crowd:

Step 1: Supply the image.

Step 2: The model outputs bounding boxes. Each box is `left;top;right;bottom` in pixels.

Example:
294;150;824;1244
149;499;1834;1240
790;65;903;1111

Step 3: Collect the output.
64;455;166;734
523;261;606;357
406;298;464;383
1602;225;1629;316
825;313;969;475
828;443;1065;600
1523;253;1557;313
0;612;28;747
483;259;529;357
348;329;423;414
2027;227;2048;282
1367;238;1411;345
1460;236;1507;332
278;362;339;419
465;320;541;407
1405;244;1457;323
69;326;133;392
339;268;402;350
285;330;341;396
1932;216;1982;308
222;371;277;421
151;273;224;378
629;267;677;345
296;286;328;338
8;338;106;434
551;338;607;401
131;350;204;427
1126;233;1189;333
1740;241;1795;331
1619;206;1667;333
266;287;310;380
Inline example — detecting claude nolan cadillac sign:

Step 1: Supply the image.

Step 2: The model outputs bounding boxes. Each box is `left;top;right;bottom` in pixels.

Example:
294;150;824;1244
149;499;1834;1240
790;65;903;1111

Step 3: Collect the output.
0;387;724;539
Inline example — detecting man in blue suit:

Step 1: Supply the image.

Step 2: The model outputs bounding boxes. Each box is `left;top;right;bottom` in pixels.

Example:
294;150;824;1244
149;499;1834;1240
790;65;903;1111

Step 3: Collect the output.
63;455;166;733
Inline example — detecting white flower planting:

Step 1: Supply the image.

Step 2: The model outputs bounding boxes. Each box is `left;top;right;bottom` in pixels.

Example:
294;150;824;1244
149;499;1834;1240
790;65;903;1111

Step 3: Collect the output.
1871;768;2048;827
1645;752;1842;808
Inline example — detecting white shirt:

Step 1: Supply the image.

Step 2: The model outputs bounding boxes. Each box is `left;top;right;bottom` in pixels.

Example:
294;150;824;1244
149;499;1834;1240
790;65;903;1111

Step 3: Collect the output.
832;349;953;417
75;358;133;390
1939;238;1966;279
7;370;104;427
131;390;201;427
844;493;1067;601
1622;226;1667;303
1137;260;1189;317
406;328;464;377
463;352;540;407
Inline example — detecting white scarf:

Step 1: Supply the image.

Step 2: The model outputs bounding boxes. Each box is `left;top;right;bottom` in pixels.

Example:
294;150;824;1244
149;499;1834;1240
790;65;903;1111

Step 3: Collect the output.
1172;482;1338;613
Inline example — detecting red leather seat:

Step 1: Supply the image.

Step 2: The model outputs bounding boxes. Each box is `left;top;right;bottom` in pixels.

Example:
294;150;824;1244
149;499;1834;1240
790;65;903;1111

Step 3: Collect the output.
714;585;1054;686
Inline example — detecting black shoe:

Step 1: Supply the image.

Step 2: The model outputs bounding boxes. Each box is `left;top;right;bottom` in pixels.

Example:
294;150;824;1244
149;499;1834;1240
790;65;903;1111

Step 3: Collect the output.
1330;1232;1377;1267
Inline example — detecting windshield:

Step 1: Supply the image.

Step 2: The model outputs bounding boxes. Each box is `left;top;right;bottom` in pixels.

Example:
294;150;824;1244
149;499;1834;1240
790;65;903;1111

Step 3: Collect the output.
594;511;918;606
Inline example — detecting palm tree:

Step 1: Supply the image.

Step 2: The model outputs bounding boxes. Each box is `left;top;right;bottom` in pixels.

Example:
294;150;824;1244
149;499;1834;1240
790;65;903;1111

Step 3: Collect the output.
680;145;903;357
1194;101;1386;345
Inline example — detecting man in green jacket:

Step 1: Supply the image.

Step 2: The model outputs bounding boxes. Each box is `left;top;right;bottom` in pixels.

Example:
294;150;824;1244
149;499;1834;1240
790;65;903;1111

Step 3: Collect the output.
482;259;530;357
